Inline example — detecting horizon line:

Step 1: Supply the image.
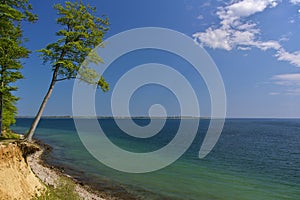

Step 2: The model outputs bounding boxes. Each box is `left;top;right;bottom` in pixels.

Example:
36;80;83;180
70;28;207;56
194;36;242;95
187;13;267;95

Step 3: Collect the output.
15;116;300;119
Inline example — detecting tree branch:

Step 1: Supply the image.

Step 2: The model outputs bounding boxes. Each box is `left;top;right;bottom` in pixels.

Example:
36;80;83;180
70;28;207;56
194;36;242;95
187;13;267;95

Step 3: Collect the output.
55;77;75;82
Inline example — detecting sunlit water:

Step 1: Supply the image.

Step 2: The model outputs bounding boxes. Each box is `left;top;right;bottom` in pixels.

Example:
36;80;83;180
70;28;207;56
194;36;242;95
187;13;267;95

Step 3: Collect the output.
12;118;300;200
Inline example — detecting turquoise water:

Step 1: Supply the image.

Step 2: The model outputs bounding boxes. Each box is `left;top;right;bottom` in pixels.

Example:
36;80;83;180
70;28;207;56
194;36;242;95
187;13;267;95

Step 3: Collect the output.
12;118;300;199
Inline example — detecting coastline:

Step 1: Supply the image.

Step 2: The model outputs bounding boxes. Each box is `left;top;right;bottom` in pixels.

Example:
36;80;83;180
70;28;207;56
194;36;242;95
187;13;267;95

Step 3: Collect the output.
30;140;141;200
8;118;300;200
27;141;118;200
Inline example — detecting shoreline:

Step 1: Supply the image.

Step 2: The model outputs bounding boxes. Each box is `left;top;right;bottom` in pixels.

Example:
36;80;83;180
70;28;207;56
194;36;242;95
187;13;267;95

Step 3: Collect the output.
28;141;117;200
30;140;142;200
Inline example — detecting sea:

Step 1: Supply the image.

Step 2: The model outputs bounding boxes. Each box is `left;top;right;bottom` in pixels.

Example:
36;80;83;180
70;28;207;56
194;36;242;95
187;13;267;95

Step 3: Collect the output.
12;118;300;200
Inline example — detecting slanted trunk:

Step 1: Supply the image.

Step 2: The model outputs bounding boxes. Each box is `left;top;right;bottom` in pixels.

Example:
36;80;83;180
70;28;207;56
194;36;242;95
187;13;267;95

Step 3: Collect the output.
25;66;59;142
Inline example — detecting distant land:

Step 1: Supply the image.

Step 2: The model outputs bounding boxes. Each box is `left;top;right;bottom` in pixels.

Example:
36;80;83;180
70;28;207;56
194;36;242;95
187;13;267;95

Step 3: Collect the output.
16;116;206;119
15;116;300;119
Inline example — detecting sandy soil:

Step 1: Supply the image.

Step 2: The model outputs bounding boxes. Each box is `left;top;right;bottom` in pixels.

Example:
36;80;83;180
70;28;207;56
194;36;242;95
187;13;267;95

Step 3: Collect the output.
0;143;45;200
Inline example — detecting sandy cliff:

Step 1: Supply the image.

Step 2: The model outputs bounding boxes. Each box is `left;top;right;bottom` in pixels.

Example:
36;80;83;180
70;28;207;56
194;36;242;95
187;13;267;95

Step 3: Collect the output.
0;142;45;200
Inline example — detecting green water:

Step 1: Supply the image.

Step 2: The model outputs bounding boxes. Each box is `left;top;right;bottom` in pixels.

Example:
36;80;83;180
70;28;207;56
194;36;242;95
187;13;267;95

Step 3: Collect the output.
12;118;300;199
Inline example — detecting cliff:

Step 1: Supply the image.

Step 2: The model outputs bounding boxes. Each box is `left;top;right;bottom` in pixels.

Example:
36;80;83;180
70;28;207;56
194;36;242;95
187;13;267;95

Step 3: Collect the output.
0;142;45;200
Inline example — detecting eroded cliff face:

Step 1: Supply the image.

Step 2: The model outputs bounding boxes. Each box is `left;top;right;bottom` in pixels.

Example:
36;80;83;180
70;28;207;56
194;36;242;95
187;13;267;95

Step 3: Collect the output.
0;142;45;200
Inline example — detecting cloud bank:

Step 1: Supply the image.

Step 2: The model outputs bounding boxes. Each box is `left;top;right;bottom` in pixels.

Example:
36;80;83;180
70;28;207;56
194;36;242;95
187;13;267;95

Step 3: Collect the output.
193;0;300;67
290;0;300;5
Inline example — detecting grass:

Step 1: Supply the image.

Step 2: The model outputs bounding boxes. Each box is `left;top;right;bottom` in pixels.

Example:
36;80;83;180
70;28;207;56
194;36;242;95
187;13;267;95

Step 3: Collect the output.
1;131;21;140
0;131;21;145
33;177;81;200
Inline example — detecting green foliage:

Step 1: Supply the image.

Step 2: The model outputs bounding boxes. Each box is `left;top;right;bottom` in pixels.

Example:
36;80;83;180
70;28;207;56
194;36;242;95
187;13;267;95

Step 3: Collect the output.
0;0;37;133
33;177;81;200
0;24;27;91
0;0;37;22
1;131;20;139
38;0;109;91
2;92;18;130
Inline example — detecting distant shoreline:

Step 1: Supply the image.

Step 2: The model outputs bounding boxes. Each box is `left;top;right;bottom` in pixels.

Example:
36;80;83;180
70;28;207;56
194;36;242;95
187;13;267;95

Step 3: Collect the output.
15;116;300;119
16;116;207;119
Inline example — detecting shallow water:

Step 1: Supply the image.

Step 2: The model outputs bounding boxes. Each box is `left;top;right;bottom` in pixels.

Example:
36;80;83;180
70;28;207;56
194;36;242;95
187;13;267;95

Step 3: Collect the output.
12;118;300;199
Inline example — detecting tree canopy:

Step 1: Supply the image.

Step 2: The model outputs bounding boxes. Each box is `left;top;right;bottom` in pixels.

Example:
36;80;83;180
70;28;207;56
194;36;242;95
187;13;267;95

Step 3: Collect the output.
38;1;109;90
0;0;37;135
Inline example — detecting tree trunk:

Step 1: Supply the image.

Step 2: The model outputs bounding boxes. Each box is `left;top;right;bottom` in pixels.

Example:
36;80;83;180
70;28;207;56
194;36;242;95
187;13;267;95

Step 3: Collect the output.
25;67;59;142
0;91;3;137
0;77;4;137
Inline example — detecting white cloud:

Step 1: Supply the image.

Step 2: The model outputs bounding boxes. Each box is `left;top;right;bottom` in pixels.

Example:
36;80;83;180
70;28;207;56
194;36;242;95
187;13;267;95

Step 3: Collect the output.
272;73;300;85
193;0;300;68
290;0;300;5
270;90;300;96
193;28;232;50
286;88;300;95
238;46;252;50
289;19;295;24
193;0;280;51
279;33;292;42
271;73;300;95
218;0;277;19
276;50;300;67
251;40;281;51
197;15;204;20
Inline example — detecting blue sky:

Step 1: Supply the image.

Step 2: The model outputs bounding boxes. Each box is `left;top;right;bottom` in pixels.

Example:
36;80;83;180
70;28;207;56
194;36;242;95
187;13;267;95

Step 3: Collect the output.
16;0;300;118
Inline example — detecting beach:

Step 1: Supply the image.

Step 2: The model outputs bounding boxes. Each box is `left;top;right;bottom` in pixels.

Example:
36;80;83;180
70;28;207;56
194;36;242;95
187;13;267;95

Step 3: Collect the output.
27;142;113;200
0;140;123;200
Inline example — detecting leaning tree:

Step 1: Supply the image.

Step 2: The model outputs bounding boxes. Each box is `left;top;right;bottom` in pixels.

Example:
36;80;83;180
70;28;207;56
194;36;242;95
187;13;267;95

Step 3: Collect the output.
25;1;109;142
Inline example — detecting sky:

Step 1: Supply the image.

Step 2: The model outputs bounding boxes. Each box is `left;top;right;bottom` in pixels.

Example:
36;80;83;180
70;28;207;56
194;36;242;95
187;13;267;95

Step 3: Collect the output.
15;0;300;118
